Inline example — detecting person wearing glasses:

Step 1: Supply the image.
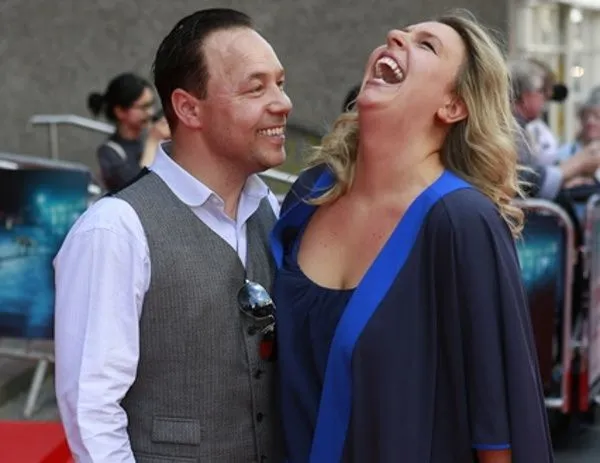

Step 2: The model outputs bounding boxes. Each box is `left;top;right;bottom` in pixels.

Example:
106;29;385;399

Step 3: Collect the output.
88;72;171;193
556;86;600;171
54;9;289;463
510;59;600;196
271;11;552;463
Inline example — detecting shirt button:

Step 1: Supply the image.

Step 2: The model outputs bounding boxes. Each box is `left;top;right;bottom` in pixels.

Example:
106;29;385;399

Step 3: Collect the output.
256;412;264;422
247;326;257;335
254;369;264;379
260;456;267;462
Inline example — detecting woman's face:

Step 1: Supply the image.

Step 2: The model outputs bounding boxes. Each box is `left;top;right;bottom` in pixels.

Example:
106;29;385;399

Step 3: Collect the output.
117;87;155;130
581;107;600;142
357;21;466;124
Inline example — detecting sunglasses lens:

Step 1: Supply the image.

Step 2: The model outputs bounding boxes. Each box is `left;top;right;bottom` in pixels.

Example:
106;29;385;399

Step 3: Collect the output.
237;280;276;319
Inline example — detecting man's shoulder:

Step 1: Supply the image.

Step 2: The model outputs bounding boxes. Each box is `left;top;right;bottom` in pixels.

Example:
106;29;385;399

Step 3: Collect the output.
68;196;143;239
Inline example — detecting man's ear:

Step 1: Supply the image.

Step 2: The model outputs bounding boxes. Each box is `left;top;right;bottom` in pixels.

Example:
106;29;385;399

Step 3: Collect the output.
171;89;203;129
436;95;468;124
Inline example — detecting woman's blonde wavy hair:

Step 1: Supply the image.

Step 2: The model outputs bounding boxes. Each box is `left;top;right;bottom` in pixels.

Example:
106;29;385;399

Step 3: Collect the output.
306;10;525;237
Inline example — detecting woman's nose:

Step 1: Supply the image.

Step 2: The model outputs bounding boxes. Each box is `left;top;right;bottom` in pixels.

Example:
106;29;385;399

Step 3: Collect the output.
386;29;408;49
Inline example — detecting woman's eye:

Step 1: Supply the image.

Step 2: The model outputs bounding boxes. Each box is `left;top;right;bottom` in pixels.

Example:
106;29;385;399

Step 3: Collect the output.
422;41;436;53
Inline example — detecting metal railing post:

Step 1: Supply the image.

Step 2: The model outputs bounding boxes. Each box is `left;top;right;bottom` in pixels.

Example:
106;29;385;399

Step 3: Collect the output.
48;123;59;160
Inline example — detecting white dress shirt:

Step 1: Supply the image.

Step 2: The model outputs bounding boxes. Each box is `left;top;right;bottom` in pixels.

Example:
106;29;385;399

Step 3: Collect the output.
53;144;279;462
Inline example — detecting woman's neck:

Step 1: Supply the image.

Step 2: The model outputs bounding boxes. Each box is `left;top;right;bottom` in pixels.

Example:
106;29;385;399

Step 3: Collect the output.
348;132;444;203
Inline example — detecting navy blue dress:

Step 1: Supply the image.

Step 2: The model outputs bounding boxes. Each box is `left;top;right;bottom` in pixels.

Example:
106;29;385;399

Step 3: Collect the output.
271;165;554;463
274;221;354;462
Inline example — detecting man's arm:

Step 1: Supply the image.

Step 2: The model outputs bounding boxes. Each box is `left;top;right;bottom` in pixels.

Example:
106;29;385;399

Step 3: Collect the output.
54;199;149;462
515;124;563;200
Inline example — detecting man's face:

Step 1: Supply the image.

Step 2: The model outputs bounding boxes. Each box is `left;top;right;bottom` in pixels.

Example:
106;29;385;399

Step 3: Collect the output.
520;78;547;121
201;28;292;173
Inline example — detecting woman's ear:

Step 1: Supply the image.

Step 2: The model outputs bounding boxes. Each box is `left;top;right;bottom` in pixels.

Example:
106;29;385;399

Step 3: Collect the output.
437;96;468;124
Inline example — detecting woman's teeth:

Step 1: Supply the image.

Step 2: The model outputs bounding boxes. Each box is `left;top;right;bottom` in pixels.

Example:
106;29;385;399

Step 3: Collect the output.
374;56;405;84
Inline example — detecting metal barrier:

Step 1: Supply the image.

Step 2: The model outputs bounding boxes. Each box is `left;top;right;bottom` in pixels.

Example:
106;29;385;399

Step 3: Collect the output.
28;114;299;186
584;194;600;401
514;198;577;412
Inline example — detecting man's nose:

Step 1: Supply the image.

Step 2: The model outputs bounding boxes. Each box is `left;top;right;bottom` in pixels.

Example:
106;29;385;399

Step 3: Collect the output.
271;90;293;116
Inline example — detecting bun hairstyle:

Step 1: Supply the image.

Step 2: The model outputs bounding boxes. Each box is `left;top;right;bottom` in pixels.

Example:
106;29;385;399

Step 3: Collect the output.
87;92;105;118
87;73;151;122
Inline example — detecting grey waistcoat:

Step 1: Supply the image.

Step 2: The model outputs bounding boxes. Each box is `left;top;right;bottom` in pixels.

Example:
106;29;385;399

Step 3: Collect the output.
115;171;280;463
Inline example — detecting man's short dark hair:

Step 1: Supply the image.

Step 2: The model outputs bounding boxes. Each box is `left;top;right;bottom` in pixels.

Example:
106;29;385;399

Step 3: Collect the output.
152;8;253;126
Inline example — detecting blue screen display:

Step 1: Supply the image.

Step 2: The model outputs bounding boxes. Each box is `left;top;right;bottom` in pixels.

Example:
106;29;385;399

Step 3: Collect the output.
0;168;89;339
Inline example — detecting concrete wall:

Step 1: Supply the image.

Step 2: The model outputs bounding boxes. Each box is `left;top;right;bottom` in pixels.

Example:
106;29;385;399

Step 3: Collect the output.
0;0;509;173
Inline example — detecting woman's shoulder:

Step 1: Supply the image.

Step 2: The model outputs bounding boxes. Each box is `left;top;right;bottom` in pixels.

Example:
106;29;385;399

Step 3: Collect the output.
280;164;331;214
97;137;127;160
427;187;509;238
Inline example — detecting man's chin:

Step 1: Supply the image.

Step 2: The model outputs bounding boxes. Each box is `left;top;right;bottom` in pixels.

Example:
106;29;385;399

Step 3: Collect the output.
257;150;287;172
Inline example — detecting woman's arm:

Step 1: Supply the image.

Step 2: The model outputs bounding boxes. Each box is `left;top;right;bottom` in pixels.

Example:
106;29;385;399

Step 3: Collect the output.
439;190;553;462
140;117;170;167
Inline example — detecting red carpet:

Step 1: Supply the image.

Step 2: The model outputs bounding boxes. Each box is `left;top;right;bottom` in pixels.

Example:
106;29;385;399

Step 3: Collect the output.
0;421;72;463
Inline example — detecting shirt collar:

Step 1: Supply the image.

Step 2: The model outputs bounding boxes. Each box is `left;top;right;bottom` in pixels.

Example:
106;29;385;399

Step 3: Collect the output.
150;142;271;207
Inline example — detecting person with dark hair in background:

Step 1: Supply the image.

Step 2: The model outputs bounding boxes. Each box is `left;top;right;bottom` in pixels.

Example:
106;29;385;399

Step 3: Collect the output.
88;72;170;192
54;8;290;462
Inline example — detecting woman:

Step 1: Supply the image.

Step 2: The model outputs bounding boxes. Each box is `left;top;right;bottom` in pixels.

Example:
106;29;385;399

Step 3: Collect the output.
271;11;553;463
556;86;600;185
88;73;170;192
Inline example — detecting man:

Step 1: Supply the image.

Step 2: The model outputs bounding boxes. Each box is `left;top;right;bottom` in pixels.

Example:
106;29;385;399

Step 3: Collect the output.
510;58;600;198
54;8;291;462
524;58;567;165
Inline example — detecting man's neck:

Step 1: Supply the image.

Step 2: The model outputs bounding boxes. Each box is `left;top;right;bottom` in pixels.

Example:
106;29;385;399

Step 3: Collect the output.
169;138;249;220
512;105;531;127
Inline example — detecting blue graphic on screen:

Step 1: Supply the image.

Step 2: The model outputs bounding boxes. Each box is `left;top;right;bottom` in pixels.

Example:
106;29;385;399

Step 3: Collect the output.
515;211;565;390
516;213;564;305
0;168;89;338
